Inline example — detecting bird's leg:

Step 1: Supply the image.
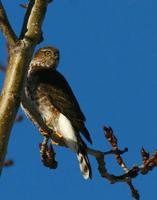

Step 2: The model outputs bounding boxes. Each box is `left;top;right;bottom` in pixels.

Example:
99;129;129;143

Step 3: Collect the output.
52;131;65;146
39;127;50;137
51;140;59;145
55;131;63;138
39;127;64;146
51;130;63;145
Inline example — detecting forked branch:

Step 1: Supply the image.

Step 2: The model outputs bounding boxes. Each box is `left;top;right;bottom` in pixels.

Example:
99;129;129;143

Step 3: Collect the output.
39;126;157;200
0;0;51;175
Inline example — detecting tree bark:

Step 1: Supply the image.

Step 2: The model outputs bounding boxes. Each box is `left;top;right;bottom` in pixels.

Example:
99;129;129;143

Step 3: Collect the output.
0;0;50;175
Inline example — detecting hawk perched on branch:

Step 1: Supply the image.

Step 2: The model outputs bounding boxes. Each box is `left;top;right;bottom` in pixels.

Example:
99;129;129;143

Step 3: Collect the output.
21;46;92;179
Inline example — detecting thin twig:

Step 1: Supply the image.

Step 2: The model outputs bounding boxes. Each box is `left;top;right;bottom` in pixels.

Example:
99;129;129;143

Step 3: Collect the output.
140;149;157;174
103;126;139;199
37;125;157;200
19;4;28;9
104;126;129;172
0;1;17;45
4;159;14;167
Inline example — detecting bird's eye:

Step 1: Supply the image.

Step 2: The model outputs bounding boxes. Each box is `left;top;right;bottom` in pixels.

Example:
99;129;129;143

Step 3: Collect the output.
44;51;51;56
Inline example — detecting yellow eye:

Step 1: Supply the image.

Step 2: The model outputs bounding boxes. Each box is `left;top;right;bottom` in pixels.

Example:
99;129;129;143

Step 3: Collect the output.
44;51;51;56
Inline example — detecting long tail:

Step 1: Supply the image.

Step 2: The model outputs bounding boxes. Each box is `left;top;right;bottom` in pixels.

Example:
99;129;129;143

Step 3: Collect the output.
76;150;92;180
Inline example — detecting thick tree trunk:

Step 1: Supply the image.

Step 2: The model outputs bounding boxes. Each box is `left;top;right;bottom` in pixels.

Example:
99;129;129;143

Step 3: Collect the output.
0;0;50;175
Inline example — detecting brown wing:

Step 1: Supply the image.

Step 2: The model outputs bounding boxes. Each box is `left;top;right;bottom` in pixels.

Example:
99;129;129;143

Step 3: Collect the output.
32;68;92;144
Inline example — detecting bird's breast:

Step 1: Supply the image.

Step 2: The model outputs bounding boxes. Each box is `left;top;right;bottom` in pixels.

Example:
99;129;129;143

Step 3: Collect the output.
36;96;60;130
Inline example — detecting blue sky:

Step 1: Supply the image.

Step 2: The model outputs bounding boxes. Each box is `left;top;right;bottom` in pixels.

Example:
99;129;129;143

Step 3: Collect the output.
0;0;157;199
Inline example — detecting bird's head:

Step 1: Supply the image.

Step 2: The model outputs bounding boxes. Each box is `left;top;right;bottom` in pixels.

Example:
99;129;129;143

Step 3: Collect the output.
30;46;59;69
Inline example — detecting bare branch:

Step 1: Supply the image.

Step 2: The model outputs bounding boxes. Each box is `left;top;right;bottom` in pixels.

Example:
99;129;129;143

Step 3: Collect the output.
0;0;50;175
103;126;140;199
20;0;50;42
0;1;17;45
4;159;14;167
140;149;157;174
19;4;28;9
104;126;129;172
36;125;157;200
1;1;155;198
20;0;35;39
23;102;156;199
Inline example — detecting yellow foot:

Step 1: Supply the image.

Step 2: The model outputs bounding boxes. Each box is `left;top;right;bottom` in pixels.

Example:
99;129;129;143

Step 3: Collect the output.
51;140;59;145
39;128;49;137
55;131;63;138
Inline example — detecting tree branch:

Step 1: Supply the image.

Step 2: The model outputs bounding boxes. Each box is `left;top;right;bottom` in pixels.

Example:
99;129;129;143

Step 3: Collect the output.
20;0;48;42
37;126;157;200
20;0;35;39
21;80;156;199
0;1;17;45
4;159;14;167
0;0;50;175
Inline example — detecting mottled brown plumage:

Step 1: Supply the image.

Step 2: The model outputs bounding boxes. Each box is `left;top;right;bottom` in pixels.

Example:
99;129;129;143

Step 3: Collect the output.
21;46;92;179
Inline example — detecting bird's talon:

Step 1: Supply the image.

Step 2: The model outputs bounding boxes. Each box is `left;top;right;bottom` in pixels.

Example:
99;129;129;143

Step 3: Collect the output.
55;131;62;138
39;128;50;137
51;140;59;145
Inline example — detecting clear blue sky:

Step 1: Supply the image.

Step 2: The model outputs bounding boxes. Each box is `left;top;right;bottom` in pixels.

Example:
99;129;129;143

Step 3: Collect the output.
0;0;157;199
